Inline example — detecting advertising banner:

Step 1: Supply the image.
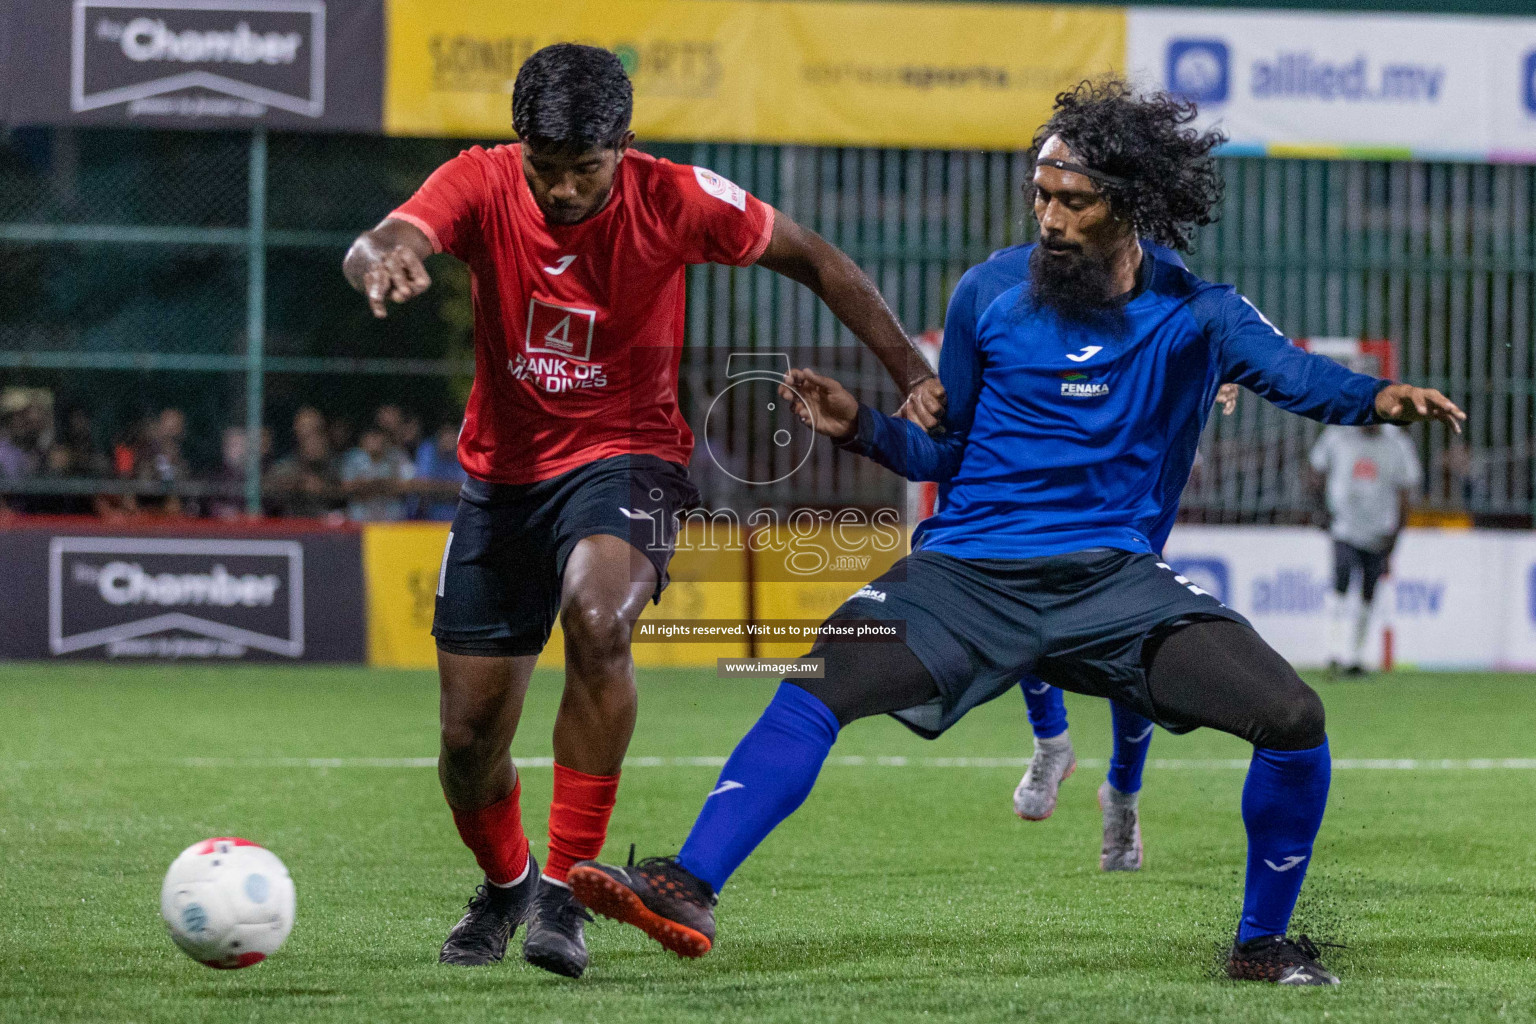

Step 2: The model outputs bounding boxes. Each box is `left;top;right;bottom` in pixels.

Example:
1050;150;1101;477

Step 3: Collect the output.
361;521;751;670
1162;525;1533;670
1127;8;1536;161
3;0;383;132
384;0;1124;150
0;521;365;662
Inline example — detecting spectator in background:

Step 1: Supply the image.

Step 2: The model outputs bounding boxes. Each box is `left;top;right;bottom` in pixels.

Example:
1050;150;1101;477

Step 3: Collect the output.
412;421;466;520
374;404;406;450
292;406;326;450
0;390;41;480
340;426;411;521
133;407;191;515
396;410;423;459
1310;424;1422;676
265;429;340;519
206;425;272;520
327;415;356;461
33;407;110;516
0;389;50;513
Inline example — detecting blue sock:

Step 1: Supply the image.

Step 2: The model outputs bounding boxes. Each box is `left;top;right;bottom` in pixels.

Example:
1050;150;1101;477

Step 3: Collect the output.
676;682;840;893
1020;677;1068;739
1106;701;1155;793
1238;739;1332;943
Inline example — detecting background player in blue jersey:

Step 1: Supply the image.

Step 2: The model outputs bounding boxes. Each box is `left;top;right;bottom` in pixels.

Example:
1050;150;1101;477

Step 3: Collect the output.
1011;382;1238;873
570;80;1464;986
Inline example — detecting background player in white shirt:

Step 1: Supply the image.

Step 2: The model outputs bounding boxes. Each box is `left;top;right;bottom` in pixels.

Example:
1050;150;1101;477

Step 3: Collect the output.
1309;424;1422;675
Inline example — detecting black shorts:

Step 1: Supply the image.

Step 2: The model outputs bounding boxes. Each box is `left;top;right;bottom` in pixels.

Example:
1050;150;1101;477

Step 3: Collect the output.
1332;540;1388;602
824;547;1250;738
432;454;700;657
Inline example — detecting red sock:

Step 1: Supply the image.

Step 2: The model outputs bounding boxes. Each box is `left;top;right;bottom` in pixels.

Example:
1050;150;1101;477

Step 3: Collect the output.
449;776;530;886
544;764;621;884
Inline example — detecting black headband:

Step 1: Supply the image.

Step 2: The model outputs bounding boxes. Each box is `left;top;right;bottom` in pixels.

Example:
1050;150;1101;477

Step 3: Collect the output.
1035;157;1128;188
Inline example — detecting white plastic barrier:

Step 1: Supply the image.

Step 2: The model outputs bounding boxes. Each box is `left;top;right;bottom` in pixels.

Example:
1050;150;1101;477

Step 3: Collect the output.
1160;526;1536;671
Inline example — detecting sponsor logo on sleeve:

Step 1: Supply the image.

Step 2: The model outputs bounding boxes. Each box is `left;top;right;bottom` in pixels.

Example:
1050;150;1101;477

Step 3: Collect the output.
693;166;747;211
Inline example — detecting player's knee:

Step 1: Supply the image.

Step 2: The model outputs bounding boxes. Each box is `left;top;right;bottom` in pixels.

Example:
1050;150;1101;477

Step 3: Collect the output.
1255;684;1326;751
560;597;633;671
439;718;497;768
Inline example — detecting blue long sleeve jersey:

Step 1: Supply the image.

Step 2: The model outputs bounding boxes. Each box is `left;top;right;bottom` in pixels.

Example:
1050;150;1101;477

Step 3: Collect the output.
840;242;1391;559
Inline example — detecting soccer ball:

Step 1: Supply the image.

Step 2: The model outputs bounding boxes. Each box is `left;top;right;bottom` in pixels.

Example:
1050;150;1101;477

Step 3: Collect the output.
160;837;295;969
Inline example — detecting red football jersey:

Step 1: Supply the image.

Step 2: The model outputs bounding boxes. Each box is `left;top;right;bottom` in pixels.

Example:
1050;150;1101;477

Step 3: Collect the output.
389;145;774;484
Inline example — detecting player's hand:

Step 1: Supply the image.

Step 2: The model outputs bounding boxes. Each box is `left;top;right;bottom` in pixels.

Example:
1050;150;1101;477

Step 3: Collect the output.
1215;382;1239;416
1374;383;1466;434
780;368;860;442
896;376;946;432
363;245;432;318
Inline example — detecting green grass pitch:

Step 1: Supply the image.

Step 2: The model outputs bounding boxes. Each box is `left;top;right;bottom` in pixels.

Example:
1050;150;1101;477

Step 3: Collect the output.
1;663;1533;1023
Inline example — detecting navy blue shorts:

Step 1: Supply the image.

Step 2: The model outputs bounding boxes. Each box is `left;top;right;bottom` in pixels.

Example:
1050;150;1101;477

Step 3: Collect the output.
432;455;700;657
824;547;1250;738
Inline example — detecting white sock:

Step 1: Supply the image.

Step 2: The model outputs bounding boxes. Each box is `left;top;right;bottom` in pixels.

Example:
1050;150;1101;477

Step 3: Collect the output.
539;874;571;890
1352;599;1373;667
489;860;531;888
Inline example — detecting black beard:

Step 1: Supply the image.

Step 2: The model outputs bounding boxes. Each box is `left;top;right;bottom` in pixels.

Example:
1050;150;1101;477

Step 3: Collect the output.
1027;242;1123;325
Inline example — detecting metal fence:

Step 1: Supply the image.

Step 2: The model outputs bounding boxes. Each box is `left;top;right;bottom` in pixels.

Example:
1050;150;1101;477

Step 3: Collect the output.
1;127;1532;521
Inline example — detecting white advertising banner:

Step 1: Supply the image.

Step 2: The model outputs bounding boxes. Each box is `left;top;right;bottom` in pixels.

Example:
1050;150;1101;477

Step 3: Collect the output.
1126;8;1536;160
1162;526;1536;670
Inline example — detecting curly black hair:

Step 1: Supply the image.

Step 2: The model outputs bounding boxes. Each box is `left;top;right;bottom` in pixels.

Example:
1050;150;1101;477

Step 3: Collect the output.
1026;78;1227;251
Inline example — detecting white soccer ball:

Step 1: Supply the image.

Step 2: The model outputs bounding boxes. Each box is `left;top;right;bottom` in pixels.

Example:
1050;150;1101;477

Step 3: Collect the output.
160;837;295;969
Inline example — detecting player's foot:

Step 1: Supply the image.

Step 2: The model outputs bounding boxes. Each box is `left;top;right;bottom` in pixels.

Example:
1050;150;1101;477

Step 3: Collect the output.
567;853;716;958
1097;782;1143;871
522;880;594;978
1226;934;1341;986
438;853;540;966
1013;734;1076;820
1343;664;1367;678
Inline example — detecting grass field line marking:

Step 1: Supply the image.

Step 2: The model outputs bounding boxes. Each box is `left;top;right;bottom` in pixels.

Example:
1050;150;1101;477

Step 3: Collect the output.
5;756;1536;771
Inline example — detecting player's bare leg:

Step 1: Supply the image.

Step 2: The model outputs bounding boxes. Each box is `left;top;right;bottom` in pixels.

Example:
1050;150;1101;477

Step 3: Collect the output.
523;534;657;978
552;534;656;776
439;652;536;808
437;651;541;965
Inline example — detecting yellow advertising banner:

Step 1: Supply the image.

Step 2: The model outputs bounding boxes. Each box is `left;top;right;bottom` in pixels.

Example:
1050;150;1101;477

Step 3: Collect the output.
362;521;750;670
385;0;1125;150
362;521;453;670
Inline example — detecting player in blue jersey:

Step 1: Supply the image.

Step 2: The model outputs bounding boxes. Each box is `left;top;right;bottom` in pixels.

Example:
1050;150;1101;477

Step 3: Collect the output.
569;80;1464;985
1010;381;1237;872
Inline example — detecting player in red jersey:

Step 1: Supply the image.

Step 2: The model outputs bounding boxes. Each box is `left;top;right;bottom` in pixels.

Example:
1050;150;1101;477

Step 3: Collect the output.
343;44;942;978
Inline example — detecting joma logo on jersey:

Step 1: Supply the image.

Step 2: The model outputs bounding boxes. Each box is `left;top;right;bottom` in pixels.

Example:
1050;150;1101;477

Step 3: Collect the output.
1059;371;1110;398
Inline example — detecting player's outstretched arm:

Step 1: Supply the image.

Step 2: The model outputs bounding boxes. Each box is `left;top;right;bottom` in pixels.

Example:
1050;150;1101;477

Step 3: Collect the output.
756;213;944;431
779;366;964;482
1374;383;1466;434
779;369;860;441
343;218;435;319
